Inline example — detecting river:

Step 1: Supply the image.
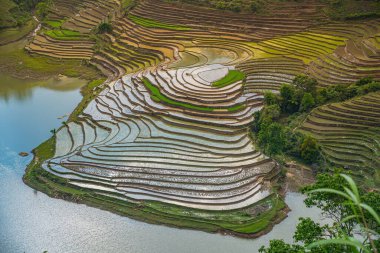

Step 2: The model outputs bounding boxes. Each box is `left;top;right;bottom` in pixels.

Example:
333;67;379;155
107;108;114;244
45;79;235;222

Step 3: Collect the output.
0;74;324;253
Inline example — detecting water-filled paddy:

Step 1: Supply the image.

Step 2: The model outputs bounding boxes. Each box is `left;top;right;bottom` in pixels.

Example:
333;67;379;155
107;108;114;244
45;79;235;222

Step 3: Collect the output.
0;74;324;252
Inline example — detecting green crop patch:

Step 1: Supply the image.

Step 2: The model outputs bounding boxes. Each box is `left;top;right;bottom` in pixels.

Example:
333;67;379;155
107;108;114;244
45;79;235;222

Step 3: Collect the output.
142;78;214;111
128;14;192;31
44;20;64;28
44;29;87;40
212;70;245;88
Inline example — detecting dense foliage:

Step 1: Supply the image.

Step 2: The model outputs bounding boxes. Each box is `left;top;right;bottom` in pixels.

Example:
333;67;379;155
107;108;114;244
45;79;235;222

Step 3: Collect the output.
251;75;380;165
259;172;380;253
96;22;113;34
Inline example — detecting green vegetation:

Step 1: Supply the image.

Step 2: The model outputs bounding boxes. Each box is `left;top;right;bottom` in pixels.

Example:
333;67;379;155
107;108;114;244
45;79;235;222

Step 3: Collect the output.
324;0;380;20
0;18;36;45
69;78;106;121
143;77;214;111
35;0;52;18
259;172;380;253
44;19;64;28
212;70;245;88
252;75;380;167
96;22;112;34
143;78;245;112
121;0;136;13
0;39;100;80
165;0;267;13
300;136;320;164
44;29;86;40
128;14;192;31
0;0;37;28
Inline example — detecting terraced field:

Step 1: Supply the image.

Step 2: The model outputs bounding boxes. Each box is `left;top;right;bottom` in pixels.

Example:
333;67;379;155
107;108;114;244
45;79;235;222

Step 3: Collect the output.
33;64;285;235
300;92;380;186
23;0;380;236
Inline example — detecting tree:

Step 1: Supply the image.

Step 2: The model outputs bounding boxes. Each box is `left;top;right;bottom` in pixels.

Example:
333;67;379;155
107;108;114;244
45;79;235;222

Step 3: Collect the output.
258;122;286;155
264;91;280;106
260;173;380;253
259;239;305;253
356;77;374;86
280;84;299;113
97;22;112;33
259;104;281;127
300;136;320;164
35;1;49;18
300;92;315;112
293;74;318;95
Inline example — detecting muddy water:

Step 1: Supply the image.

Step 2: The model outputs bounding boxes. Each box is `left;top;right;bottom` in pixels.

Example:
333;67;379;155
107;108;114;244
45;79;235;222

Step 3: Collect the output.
0;74;324;253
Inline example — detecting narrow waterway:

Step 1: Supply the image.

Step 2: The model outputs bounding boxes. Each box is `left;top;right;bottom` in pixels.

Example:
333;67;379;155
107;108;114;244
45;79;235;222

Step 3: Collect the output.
0;74;324;253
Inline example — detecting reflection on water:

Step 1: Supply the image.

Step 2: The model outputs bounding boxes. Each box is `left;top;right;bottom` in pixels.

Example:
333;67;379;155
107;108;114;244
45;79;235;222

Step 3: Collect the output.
0;75;325;253
0;74;86;102
169;47;238;69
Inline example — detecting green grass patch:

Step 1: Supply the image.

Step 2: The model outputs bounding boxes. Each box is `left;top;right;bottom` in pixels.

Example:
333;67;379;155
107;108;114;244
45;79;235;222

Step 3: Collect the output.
44;19;64;28
143;78;246;112
128;14;192;31
44;29;87;40
69;78;107;121
212;70;245;88
143;77;214;111
0;18;36;45
0;39;101;80
228;103;245;112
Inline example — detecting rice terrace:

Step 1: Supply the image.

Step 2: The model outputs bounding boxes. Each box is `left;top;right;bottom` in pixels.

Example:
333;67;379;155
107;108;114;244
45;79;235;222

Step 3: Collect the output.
1;0;380;252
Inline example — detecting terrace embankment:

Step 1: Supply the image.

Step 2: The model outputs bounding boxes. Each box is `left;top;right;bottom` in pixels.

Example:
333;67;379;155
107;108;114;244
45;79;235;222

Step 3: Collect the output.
300;91;380;188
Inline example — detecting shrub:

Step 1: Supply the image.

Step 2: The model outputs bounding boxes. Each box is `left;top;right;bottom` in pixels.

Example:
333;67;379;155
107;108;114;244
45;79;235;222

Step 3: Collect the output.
264;91;280;106
258;122;286;155
299;92;315;112
293;74;318;95
300;136;320;164
97;22;112;34
356;76;374;86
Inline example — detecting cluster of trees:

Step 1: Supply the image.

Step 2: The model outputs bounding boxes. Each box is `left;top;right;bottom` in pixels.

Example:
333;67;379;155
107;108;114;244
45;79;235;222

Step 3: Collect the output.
325;0;380;20
259;172;380;253
0;0;42;28
166;0;266;13
251;75;380;165
209;0;265;12
96;22;113;34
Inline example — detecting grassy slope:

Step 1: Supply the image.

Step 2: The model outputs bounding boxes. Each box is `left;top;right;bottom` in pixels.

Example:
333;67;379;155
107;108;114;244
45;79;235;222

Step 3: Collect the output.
0;18;37;45
0;39;100;79
0;0;18;28
44;29;88;41
212;70;245;88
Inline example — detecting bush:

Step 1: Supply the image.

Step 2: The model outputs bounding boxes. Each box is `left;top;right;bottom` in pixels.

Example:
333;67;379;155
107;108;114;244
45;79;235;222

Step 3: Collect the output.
293;74;317;95
299;92;315;112
264;91;280;106
300;136;320;164
97;22;112;34
258;123;286;155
